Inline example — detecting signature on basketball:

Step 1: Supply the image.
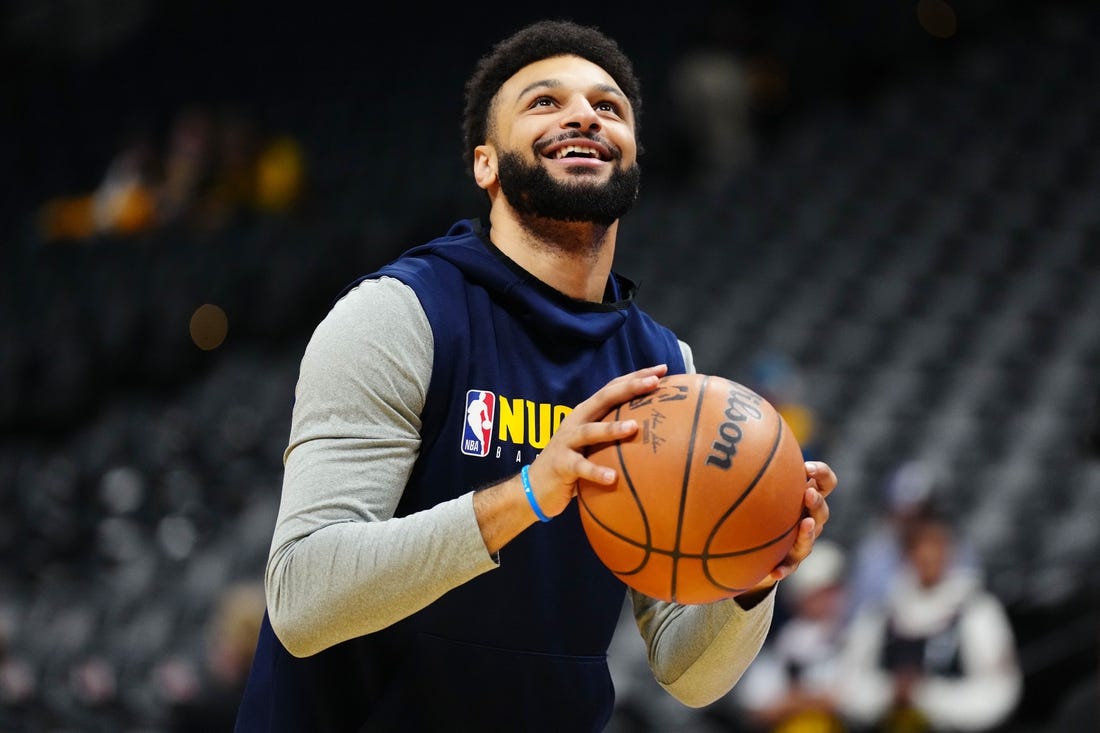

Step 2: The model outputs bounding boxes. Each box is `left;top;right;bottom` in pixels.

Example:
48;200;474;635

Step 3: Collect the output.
641;409;668;454
705;385;764;470
629;383;687;455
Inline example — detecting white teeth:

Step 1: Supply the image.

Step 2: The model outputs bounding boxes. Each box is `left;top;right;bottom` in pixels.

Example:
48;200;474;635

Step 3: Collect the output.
554;145;599;159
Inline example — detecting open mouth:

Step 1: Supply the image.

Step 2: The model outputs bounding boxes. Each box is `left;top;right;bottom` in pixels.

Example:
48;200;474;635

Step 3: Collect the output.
552;145;606;161
542;138;613;162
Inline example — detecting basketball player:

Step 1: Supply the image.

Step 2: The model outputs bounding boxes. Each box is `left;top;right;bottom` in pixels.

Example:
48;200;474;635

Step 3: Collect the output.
235;19;837;732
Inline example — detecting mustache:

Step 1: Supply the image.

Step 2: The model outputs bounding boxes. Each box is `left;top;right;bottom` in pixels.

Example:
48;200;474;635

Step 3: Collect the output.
533;131;621;161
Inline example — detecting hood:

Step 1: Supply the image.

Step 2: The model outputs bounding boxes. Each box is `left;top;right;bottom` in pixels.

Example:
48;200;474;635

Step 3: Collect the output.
404;219;638;343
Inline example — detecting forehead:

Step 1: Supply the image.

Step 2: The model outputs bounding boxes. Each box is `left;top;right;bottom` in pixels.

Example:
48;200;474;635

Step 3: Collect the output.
497;54;627;108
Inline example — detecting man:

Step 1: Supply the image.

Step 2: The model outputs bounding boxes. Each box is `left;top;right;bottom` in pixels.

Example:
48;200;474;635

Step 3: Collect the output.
235;19;837;732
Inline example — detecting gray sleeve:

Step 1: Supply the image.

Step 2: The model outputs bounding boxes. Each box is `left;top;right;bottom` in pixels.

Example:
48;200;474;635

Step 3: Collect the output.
265;276;499;658
628;343;776;707
678;339;695;374
629;588;774;708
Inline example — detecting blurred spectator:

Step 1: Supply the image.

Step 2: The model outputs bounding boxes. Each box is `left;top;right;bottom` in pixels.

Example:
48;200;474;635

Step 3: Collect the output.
663;3;758;193
844;461;979;625
751;351;821;462
837;509;1022;732
92;128;159;237
727;540;849;733
37;127;159;242
36;105;305;243
157;581;265;732
157;105;217;228
195;108;257;230
196;107;306;230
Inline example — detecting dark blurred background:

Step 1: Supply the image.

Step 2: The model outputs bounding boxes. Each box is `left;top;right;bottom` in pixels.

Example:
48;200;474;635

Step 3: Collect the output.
2;1;1099;731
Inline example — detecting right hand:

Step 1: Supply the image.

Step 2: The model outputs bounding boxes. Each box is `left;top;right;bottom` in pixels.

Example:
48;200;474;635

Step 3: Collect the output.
525;363;669;519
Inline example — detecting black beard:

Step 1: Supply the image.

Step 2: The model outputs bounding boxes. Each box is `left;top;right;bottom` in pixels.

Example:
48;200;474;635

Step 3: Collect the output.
497;151;640;227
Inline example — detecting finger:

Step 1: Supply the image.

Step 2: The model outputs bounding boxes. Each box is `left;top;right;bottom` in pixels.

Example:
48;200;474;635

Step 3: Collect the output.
757;484;829;586
573;364;669;421
791;515;816;562
544;440;619;487
570;419;642;485
769;516;816;582
804;461;837;497
804;486;829;537
621;363;669;380
576;418;639;450
574;456;619;486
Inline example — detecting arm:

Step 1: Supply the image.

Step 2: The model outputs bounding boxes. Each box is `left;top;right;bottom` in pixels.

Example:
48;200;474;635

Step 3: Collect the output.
836;608;896;725
266;278;499;657
630;587;775;707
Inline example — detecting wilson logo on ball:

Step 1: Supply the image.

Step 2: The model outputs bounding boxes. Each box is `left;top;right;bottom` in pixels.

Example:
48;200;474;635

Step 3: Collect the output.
706;385;766;471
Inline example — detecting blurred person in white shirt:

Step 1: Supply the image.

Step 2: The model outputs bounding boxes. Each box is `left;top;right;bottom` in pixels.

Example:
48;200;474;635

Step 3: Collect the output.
837;508;1021;732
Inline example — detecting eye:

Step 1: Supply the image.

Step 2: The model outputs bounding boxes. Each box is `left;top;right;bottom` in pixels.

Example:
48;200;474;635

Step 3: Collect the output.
531;96;558;109
594;99;625;117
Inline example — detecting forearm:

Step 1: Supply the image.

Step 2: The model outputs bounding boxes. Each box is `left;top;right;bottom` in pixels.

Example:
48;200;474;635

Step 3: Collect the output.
632;586;775;707
836;612;897;724
471;472;540;555
267;490;498;657
915;673;1023;731
267;427;500;657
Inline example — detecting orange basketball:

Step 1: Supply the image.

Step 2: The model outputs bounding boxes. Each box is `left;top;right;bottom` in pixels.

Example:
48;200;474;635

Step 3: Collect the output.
577;373;806;604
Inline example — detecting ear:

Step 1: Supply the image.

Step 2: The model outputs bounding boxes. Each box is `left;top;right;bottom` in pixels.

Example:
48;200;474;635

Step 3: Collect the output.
473;144;497;190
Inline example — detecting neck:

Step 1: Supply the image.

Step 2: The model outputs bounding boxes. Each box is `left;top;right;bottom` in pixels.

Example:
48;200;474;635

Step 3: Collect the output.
488;206;618;301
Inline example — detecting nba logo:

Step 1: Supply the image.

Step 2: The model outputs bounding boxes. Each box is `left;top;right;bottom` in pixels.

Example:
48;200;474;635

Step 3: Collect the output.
461;390;495;457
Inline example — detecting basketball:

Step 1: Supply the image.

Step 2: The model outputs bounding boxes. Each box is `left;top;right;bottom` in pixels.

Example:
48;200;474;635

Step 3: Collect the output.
577;373;807;604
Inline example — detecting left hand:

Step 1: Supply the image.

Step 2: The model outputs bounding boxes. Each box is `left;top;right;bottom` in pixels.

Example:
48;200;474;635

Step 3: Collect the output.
738;460;837;598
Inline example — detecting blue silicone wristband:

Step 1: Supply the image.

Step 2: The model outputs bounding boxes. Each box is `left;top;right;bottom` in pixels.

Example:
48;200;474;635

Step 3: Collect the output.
521;464;552;523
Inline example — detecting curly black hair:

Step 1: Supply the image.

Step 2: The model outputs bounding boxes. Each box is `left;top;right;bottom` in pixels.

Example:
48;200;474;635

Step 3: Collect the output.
460;19;643;173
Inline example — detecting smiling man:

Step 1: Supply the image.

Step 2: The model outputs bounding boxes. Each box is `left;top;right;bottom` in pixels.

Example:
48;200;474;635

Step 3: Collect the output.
234;19;838;733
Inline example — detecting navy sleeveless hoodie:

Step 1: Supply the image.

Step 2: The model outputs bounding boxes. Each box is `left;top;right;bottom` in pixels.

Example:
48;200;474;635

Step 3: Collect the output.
236;220;686;732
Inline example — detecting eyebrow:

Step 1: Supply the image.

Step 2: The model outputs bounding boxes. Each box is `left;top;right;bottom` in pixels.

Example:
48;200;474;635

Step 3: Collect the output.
516;79;625;102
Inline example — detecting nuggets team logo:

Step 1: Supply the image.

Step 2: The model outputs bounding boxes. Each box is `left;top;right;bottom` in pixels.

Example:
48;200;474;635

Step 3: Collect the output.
461;390;496;457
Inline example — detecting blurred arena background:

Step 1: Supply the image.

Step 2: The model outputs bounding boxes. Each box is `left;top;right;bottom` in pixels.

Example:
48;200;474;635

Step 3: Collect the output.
2;1;1099;730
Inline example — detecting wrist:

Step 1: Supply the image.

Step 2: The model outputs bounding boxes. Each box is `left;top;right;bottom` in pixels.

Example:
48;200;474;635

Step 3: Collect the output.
520;464;552;523
735;581;777;610
473;473;544;555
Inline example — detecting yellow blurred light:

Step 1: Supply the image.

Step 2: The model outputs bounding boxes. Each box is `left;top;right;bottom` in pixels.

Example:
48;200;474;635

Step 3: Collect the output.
190;303;229;351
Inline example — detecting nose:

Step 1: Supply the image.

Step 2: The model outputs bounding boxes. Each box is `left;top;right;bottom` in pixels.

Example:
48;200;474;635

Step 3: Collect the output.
561;95;601;132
